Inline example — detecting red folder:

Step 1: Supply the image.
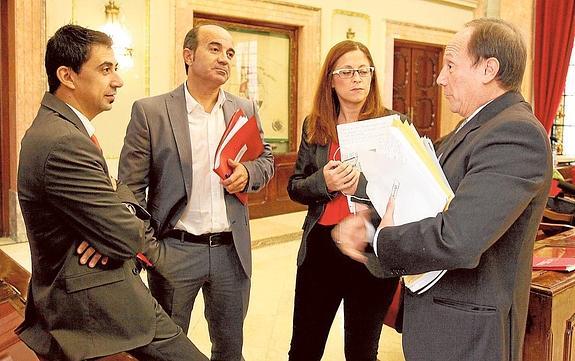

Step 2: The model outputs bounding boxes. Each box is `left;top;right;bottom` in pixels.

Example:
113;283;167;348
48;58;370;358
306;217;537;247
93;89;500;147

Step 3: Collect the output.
533;246;575;271
213;108;264;205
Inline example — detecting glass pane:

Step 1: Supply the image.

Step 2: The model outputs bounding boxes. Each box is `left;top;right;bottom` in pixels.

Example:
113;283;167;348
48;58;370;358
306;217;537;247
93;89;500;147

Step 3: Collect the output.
221;28;291;154
562;96;575;155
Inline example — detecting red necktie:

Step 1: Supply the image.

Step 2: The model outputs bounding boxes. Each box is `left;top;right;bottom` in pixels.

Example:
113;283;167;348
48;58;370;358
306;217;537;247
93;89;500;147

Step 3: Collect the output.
90;134;102;151
90;133;154;268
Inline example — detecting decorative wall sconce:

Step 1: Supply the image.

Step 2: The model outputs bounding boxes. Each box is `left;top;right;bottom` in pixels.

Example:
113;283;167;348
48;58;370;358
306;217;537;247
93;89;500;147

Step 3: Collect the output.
100;0;134;69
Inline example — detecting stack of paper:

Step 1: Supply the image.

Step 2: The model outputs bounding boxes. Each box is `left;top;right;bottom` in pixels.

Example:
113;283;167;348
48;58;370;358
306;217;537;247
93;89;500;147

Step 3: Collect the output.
337;115;454;294
213;108;264;205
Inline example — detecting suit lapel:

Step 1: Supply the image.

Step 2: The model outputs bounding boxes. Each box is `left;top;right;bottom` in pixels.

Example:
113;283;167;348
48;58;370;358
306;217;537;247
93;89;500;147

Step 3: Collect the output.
439;91;524;166
166;84;193;197
41;93;89;138
222;92;237;125
41;93;109;174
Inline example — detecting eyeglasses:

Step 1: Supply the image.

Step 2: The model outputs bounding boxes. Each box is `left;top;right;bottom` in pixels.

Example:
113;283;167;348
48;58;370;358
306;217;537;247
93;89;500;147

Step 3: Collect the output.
332;66;375;79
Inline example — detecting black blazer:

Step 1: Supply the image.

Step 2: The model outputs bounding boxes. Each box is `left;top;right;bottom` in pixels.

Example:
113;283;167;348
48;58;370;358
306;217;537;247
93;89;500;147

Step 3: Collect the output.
287;110;407;266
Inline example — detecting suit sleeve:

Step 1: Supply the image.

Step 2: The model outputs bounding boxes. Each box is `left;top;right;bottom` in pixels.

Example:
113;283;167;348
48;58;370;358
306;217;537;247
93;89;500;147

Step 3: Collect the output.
118;101;158;256
287;121;336;206
118;101;151;208
375;118;550;275
44;133;145;260
241;99;274;193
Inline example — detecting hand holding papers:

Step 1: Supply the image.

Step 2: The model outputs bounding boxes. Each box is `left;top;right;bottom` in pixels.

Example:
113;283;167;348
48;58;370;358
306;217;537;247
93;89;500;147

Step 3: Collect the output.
337;115;454;294
213;108;264;205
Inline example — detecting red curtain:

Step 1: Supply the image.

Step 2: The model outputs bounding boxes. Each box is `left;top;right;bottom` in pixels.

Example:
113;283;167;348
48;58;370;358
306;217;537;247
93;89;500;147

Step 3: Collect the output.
534;0;575;134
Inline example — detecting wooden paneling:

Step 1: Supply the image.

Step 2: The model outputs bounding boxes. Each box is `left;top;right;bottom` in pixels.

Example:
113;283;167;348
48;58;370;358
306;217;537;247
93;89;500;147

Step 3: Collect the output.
393;41;442;141
0;0;12;236
524;230;575;361
248;152;306;219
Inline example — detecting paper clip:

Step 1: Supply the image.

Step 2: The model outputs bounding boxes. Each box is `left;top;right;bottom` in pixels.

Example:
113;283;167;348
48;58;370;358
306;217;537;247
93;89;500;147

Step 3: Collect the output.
391;180;400;199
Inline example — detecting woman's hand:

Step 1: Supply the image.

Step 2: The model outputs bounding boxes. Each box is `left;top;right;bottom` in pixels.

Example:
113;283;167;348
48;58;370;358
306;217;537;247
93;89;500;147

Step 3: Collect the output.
323;160;360;193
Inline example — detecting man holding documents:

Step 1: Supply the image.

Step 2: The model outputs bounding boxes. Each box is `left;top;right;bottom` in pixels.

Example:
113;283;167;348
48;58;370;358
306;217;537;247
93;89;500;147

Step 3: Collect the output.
334;18;552;361
119;24;274;360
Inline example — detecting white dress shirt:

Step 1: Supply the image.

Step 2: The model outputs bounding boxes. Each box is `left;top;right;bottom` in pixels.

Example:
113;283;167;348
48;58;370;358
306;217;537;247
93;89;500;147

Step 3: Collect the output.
175;85;231;235
67;104;95;137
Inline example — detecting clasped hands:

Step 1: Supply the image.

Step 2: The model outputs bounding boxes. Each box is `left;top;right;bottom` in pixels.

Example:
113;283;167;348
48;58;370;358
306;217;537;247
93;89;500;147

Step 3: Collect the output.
332;193;396;264
77;175;118;267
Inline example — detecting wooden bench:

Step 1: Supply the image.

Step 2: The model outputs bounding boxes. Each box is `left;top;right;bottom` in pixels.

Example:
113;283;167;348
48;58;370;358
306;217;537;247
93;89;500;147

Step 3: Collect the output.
0;249;137;361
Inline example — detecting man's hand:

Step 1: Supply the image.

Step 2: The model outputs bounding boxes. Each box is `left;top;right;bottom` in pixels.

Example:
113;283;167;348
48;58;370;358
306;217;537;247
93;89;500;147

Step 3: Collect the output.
324;161;360;193
221;159;249;194
77;241;108;268
332;213;369;264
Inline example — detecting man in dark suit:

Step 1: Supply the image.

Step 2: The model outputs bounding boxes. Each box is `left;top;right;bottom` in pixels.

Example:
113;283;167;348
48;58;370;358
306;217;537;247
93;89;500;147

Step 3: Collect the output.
16;24;207;361
118;24;274;360
334;18;552;361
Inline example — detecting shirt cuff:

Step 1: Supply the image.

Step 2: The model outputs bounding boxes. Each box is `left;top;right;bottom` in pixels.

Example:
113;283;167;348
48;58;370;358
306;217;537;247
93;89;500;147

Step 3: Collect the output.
372;227;384;257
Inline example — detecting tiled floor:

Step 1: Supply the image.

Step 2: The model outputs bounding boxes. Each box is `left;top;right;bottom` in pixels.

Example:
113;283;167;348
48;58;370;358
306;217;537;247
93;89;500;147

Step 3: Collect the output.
0;211;405;361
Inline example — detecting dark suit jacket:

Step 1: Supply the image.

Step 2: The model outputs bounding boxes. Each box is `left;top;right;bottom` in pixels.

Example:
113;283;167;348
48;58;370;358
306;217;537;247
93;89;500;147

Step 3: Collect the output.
118;84;274;277
16;93;159;361
374;92;552;360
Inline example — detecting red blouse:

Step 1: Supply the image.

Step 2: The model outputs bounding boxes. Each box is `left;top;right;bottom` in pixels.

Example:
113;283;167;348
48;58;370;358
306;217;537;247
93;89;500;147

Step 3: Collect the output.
318;141;352;226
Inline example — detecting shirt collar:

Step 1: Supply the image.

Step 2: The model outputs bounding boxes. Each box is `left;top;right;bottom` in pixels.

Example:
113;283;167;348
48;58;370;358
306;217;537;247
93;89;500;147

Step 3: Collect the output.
456;99;495;133
184;84;226;114
66;103;95;137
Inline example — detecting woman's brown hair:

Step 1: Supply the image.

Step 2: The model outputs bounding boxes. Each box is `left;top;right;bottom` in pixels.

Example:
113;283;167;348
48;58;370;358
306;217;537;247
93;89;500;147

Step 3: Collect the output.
306;40;388;145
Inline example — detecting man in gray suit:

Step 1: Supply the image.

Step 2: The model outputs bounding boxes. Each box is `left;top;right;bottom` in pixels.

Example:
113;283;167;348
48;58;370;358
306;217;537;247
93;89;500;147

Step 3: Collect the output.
118;24;274;360
17;25;207;361
334;18;552;361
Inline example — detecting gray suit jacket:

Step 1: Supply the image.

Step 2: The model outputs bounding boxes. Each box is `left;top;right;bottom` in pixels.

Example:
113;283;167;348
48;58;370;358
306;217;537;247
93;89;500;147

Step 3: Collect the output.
118;84;274;277
373;92;552;360
16;93;158;360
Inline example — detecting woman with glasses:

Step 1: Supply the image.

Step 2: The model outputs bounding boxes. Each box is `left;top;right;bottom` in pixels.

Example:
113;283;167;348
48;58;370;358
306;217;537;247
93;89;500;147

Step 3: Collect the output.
287;40;405;361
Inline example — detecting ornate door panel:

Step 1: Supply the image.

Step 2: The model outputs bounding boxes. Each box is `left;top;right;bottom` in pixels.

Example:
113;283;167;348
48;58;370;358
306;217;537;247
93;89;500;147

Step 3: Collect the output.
393;41;443;141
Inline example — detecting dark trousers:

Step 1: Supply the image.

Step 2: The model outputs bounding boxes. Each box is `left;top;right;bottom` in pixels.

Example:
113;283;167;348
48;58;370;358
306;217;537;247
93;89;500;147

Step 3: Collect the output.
34;287;207;361
148;236;250;361
129;296;208;361
288;225;398;361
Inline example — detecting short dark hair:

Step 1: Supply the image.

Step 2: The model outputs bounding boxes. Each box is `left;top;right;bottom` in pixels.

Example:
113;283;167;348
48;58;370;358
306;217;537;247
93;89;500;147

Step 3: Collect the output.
45;24;112;93
465;18;527;92
183;26;202;74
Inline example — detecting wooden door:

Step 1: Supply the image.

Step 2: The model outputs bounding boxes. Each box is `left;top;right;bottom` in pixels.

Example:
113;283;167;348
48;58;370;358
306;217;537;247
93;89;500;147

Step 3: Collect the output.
0;0;10;236
393;41;442;140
